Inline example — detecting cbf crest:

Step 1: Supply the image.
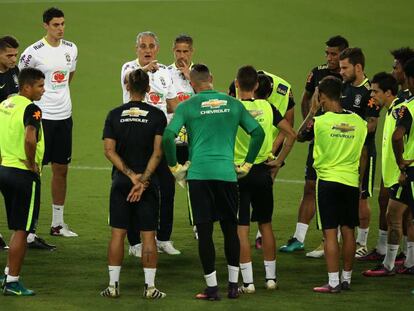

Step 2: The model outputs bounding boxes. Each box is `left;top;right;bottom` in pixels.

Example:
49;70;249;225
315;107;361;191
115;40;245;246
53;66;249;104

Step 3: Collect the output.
65;53;71;64
160;77;166;88
354;94;362;107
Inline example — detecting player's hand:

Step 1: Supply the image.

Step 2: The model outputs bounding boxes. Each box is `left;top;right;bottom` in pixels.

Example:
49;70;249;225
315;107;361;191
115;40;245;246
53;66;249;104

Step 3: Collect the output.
127;182;145;202
177;59;191;80
169;161;191;188
142;60;159;73
21;160;39;175
235;162;252;179
398;171;408;186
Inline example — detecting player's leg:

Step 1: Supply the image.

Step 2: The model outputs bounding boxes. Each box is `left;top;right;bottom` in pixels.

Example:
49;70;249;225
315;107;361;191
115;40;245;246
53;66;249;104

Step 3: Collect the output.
396;209;410;264
237;175;254;293
313;180;341;293
1;167;40;296
188;180;220;300
280;144;315;253
50;117;77;237
217;181;240;299
356;149;376;258
340;226;356;289
363;197;406;277
360;179;388;261
101;174;132;298
140;183;165;299
396;210;414;274
156;159;180;255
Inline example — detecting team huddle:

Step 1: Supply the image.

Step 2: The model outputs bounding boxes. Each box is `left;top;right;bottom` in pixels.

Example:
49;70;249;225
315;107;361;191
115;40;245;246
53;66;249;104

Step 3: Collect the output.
1;6;414;300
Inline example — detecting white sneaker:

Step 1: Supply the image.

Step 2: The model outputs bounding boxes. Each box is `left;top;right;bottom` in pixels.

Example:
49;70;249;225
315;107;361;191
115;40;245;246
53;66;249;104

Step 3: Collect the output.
129;243;142;258
50;223;78;237
355;243;368;258
100;282;120;298
143;285;166;299
238;283;255;294
306;242;324;258
265;279;278;290
157;240;181;255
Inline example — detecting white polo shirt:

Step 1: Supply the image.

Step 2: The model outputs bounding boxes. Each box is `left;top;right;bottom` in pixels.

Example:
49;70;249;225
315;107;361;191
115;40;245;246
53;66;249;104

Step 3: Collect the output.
121;59;177;118
19;38;78;120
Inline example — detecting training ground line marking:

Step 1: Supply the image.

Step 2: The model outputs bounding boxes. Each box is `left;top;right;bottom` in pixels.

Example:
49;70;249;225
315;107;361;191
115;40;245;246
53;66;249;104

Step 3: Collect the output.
56;165;380;190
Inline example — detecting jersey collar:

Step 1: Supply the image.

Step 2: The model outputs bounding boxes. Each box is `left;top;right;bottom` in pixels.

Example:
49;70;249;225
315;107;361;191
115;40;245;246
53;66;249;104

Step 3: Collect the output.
171;62;194;70
42;37;62;48
355;77;369;88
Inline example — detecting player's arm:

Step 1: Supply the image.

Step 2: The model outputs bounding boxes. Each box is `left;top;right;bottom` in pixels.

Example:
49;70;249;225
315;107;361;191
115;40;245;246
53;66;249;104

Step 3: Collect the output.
128;134;164;202
297;89;320;142
166;97;179;113
22;104;42;174
103;138;138;182
239;107;265;165
69;71;76;84
392;106;414;172
18;47;37;70
301;90;313;120
272;102;294;154
162;105;185;167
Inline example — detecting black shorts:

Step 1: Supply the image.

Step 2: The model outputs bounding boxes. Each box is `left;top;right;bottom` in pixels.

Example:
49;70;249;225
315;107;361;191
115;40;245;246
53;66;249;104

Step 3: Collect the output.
238;163;274;225
187;180;238;225
42;117;73;165
0;166;40;232
388;168;414;209
361;143;376;199
316;179;359;230
176;144;189;164
305;142;317;181
109;172;159;231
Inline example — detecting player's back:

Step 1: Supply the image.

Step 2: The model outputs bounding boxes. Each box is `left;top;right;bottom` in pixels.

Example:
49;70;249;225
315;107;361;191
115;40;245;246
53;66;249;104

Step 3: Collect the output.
180;90;246;181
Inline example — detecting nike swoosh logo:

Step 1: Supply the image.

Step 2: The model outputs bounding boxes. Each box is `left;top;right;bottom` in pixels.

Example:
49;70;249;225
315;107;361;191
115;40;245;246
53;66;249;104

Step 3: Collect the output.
7;289;22;295
0;84;6;89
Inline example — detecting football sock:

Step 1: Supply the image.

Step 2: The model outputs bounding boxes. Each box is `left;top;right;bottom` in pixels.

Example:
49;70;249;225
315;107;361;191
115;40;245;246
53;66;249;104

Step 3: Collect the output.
328;272;339;288
256;230;262;239
144;268;156;288
383;244;399;270
356;227;369;246
27;233;36;243
108;265;121;286
4;266;9;275
264;260;276;280
404;242;414;267
341;270;352;284
52;204;64;227
228;265;239;283
240;262;253;284
204;271;217;287
376;230;387;255
6;275;19;283
293;223;308;243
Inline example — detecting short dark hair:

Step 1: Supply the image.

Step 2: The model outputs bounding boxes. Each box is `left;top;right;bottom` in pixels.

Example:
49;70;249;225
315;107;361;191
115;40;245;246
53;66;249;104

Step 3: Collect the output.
391;47;414;67
371;72;398;96
404;58;414;79
43;7;64;24
128;69;149;95
228;80;236;97
0;35;19;51
318;76;342;102
236;65;258;92
18;68;45;90
255;74;273;99
190;63;210;83
340;47;365;69
174;34;193;47
326;35;349;51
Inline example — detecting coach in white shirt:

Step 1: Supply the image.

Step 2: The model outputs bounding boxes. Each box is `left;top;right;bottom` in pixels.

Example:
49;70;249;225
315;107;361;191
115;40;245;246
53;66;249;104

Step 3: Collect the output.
121;31;181;256
19;7;78;242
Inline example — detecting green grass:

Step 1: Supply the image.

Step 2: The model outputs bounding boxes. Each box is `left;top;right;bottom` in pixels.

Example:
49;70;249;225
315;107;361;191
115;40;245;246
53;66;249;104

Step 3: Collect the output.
1;0;414;310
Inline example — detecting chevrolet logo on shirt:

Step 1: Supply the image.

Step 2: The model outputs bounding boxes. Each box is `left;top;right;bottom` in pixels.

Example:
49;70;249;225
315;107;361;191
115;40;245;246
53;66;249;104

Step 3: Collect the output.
121;107;149;117
332;123;355;133
201;99;227;108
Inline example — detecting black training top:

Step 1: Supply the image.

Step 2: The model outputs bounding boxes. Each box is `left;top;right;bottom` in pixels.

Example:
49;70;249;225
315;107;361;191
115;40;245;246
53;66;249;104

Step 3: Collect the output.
0;67;19;102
